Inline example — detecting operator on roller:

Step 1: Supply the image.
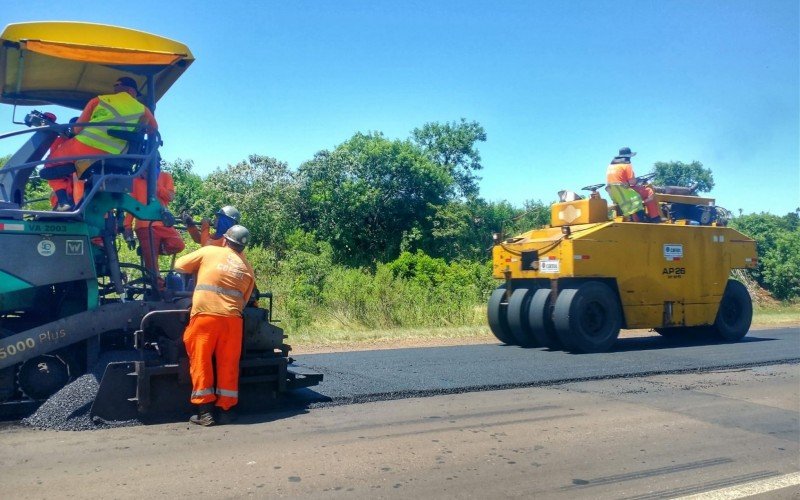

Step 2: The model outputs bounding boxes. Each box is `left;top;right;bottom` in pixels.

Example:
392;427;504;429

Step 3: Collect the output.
182;205;241;247
606;147;660;222
174;225;255;426
45;76;158;211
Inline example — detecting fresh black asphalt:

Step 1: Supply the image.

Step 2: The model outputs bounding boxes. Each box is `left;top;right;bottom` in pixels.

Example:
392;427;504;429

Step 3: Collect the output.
16;326;799;430
288;327;800;406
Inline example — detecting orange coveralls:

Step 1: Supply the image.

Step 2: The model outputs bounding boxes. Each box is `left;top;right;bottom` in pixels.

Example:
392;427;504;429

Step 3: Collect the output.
46;135;85;208
123;172;185;273
606;162;660;219
45;94;157;194
175;245;255;410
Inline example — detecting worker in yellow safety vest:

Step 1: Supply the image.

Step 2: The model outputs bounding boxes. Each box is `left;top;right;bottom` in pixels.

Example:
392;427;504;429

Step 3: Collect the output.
45;77;158;211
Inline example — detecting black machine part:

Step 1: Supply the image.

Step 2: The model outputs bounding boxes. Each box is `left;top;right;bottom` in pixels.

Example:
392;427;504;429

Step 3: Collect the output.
91;303;322;423
0;301;180;372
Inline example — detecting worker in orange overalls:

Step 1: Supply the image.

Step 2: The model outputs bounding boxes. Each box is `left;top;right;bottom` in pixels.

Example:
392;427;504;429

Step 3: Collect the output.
45;76;158;211
606;147;660;222
174;225;255;426
182;205;241;247
123;170;185;278
44;116;86;209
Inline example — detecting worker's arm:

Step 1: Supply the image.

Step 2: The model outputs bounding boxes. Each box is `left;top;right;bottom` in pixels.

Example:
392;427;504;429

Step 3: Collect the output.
185;220;203;244
156;172;175;206
142;108;158;134
243;266;256;307
624;164;637;186
72;98;98;135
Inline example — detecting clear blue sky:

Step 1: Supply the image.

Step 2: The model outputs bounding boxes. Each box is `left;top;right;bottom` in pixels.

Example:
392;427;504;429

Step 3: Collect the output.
3;0;798;215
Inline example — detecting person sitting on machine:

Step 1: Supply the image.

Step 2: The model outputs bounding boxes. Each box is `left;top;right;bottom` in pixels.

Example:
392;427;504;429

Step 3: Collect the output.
44;76;158;211
183;205;241;247
44;116;86;210
605;147;660;222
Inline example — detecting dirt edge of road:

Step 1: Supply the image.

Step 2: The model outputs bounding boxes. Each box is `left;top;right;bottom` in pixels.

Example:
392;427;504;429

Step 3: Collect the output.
292;323;798;355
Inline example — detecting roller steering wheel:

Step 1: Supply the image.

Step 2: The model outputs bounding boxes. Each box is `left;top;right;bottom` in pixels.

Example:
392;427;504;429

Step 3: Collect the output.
581;183;606;193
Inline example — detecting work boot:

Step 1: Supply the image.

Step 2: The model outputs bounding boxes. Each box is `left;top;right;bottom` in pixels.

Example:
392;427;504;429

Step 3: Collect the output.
216;407;238;425
189;403;216;427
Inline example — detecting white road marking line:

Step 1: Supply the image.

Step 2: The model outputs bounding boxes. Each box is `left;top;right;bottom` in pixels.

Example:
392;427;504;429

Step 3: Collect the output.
675;472;800;499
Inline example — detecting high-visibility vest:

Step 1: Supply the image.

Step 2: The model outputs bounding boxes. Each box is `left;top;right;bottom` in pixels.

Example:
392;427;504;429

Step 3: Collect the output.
606;183;644;216
74;93;145;154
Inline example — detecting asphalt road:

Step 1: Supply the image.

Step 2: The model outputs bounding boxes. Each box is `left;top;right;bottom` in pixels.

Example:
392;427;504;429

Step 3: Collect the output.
288;327;800;406
1;360;797;499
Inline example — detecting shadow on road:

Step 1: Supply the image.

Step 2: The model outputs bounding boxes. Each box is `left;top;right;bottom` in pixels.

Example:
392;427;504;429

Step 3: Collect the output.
496;334;778;354
609;334;777;353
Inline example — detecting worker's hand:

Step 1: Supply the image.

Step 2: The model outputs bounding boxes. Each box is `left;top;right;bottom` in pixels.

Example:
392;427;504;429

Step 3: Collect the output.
123;228;136;250
180;211;196;228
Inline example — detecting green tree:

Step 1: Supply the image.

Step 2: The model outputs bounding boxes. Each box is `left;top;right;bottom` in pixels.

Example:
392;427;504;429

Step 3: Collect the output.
203;155;300;250
162;158;206;216
420;198;534;261
730;211;800;298
1;153;51;209
652;161;714;192
760;230;800;300
297;132;452;266
412;119;486;198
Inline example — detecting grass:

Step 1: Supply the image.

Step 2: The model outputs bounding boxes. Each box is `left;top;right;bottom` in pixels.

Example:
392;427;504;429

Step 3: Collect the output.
289;302;799;352
752;303;800;327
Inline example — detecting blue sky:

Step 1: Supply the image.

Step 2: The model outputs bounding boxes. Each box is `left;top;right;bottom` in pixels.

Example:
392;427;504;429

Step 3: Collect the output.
3;0;798;215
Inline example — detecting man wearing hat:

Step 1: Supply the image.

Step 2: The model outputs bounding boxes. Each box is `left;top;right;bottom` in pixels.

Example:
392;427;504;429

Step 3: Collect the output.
606;147;660;222
45;76;158;211
174;225;255;426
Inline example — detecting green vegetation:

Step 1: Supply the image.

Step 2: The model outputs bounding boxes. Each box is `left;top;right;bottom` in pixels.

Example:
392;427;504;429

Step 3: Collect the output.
3;126;798;341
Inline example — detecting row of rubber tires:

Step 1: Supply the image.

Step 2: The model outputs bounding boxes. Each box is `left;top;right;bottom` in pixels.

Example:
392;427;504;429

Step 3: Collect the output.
487;279;752;354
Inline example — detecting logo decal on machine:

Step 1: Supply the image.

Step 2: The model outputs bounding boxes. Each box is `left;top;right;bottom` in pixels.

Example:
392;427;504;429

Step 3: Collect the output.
663;244;683;261
66;240;84;255
37;240;56;257
540;259;560;274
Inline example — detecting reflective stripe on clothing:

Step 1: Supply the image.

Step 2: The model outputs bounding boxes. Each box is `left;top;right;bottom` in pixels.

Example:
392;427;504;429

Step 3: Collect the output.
606;183;644;216
174;245;255;318
183;313;243;410
191;388;215;398
75;93;145;154
195;284;243;298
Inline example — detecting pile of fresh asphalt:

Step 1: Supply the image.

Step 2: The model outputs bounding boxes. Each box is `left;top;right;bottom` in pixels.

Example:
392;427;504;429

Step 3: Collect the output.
22;351;141;431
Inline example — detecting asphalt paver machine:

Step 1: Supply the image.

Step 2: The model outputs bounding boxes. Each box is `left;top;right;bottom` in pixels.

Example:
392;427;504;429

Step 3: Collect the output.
0;22;320;421
488;177;758;353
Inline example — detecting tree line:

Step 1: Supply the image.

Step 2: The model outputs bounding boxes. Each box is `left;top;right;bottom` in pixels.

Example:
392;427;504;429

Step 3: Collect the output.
2;120;798;328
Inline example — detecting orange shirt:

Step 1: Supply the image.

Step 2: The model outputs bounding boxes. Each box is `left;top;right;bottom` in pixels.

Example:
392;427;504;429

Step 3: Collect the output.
124;171;175;230
187;221;225;247
175;245;255;318
606;162;636;185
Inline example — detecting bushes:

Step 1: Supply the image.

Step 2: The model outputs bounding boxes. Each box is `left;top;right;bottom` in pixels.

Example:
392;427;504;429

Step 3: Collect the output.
321;264;485;330
242;245;491;334
731;212;800;300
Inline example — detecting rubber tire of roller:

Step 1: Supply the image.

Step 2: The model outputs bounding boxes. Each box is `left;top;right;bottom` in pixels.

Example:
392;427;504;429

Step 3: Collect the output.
487;286;516;345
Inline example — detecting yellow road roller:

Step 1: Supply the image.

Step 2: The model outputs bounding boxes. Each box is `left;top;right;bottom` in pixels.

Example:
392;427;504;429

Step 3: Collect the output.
488;180;758;353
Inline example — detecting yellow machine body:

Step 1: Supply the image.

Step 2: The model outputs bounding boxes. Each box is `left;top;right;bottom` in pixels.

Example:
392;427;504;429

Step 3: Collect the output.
492;213;757;330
